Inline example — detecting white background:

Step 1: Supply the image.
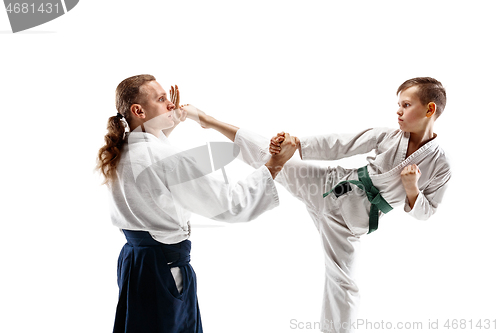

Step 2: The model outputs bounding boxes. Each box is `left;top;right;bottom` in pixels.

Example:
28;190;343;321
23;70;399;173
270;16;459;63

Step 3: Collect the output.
1;1;499;332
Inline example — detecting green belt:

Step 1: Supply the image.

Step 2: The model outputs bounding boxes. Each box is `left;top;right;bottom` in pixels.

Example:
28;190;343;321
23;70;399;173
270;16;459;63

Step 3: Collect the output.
323;165;393;234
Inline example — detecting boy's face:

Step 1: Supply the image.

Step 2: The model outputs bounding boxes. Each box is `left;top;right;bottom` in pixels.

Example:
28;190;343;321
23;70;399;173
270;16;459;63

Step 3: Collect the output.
396;86;432;133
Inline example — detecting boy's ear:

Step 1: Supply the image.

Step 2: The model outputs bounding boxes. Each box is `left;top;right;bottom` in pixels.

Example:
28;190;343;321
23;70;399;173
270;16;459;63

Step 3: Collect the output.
426;102;436;118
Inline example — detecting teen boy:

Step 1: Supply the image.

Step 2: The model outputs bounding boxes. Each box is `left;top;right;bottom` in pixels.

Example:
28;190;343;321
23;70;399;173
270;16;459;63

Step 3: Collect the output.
180;77;451;333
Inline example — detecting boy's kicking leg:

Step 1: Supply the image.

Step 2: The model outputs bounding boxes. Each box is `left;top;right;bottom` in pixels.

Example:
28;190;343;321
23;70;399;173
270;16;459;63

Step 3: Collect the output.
234;127;361;333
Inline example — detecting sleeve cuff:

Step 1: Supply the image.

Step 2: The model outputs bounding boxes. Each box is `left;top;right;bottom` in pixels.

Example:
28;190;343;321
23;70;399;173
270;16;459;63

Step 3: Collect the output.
404;191;421;213
299;136;311;160
257;164;280;209
404;190;431;220
234;128;272;168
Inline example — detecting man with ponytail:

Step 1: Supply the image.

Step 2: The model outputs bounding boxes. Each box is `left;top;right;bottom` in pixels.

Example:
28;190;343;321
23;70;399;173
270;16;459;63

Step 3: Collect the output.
96;74;298;333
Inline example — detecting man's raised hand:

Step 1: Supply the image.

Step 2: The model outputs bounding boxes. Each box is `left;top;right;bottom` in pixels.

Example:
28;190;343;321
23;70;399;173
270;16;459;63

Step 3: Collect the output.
170;85;180;110
170;85;187;124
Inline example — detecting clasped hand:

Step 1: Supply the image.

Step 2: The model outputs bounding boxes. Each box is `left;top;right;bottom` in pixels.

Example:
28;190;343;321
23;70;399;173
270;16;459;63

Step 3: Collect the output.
268;132;299;163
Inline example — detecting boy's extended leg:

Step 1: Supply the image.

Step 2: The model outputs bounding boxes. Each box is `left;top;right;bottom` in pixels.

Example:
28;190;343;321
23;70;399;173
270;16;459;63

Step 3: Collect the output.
316;208;361;333
235;128;361;333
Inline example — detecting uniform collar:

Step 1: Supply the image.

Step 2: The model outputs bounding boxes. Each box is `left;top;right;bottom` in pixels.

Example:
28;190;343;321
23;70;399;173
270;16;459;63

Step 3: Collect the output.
126;130;170;145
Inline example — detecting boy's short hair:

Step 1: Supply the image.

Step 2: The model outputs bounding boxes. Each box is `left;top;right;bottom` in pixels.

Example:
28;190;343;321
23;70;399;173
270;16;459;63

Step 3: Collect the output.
397;77;447;118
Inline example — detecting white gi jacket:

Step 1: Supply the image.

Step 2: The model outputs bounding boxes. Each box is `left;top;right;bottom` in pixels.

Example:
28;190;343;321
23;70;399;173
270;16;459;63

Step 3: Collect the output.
234;127;451;332
109;130;279;244
300;127;452;235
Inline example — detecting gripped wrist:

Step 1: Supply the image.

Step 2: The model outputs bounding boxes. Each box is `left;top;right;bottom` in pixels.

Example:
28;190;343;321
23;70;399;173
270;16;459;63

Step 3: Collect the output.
265;156;285;179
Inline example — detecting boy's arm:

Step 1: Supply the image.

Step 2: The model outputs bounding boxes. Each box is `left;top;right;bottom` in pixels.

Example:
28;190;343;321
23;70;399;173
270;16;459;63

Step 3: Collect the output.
298;128;391;161
401;164;421;209
403;165;451;220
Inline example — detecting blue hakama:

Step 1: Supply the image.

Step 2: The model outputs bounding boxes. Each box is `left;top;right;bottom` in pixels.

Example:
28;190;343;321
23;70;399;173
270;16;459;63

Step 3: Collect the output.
113;230;202;333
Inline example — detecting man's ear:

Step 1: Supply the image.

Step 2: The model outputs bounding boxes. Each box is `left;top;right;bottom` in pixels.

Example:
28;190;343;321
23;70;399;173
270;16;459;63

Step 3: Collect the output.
130;104;146;119
426;102;436;118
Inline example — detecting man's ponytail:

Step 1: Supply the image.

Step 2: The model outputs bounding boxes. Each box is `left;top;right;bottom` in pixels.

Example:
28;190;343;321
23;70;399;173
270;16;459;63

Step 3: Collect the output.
95;74;156;186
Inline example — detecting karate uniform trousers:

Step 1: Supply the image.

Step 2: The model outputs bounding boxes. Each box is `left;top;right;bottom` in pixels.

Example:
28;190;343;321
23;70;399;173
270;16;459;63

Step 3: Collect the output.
235;130;361;333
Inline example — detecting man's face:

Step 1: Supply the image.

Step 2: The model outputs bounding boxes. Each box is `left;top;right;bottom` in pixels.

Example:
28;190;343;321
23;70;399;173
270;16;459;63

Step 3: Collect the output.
140;80;176;130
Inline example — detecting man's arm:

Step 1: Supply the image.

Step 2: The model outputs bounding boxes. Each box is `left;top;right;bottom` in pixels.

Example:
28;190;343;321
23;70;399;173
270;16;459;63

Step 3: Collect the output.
179;104;297;179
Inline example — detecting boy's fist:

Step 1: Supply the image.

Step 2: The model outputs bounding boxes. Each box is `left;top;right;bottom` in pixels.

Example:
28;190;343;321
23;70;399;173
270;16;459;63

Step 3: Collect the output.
401;164;421;190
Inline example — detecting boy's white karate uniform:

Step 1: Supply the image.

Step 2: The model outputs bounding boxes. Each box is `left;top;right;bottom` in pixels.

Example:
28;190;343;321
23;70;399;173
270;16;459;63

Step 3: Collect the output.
234;128;451;333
